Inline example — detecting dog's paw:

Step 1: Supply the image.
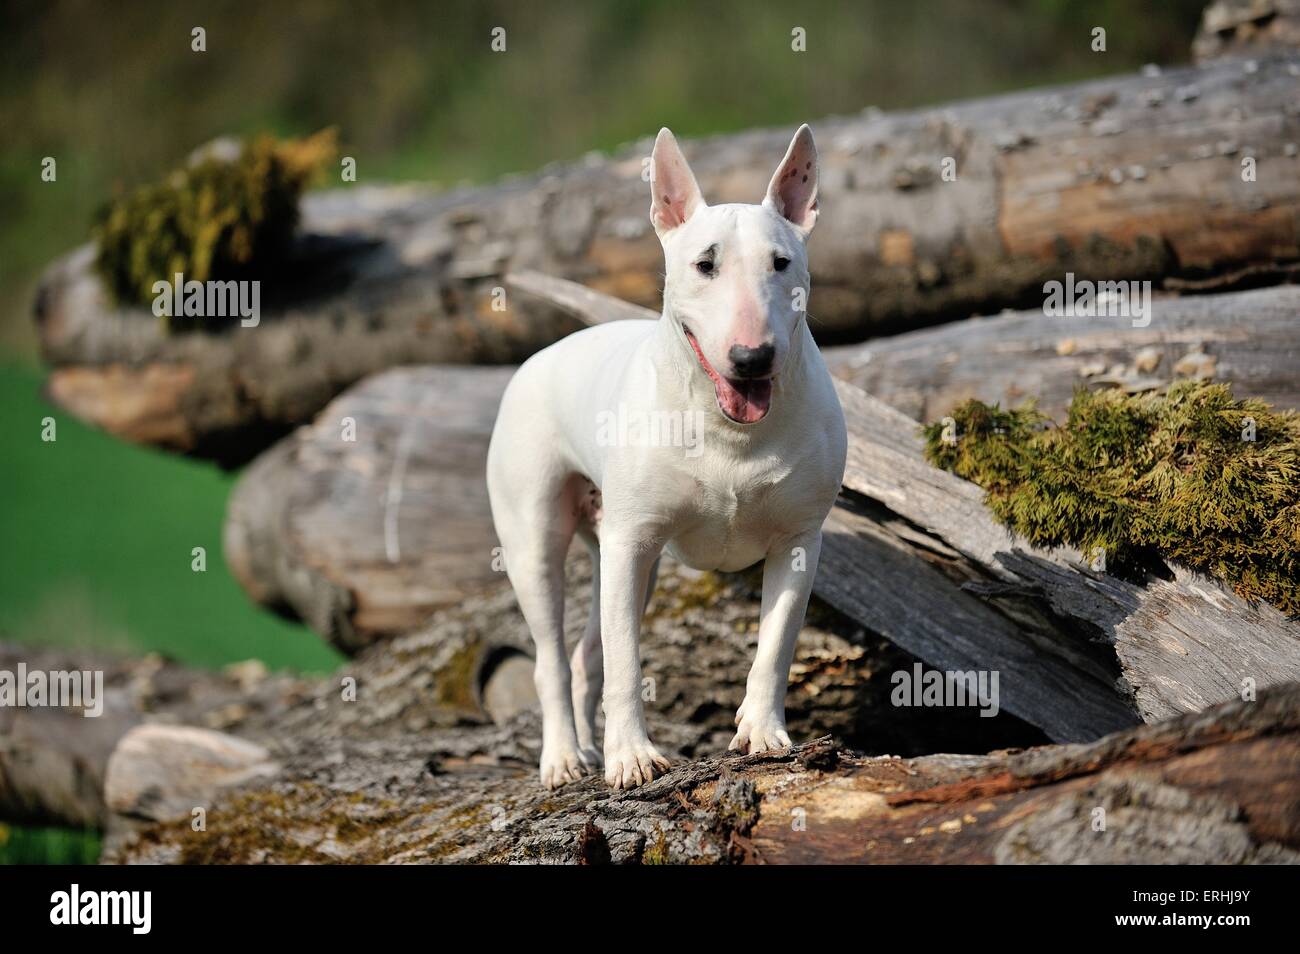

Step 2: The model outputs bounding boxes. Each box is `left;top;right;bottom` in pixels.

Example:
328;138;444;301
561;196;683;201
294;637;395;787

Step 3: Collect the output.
603;741;671;789
729;706;792;755
539;746;596;789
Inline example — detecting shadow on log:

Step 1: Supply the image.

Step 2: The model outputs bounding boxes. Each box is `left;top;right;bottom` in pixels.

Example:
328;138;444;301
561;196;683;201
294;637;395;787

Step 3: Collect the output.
32;50;1300;462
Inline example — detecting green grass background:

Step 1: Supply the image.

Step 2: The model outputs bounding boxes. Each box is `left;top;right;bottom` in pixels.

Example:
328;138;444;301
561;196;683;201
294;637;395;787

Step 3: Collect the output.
0;362;342;671
0;0;1208;861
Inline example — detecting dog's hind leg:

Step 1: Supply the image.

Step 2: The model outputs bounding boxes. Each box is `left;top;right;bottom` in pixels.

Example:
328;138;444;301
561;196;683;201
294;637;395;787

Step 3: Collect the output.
570;527;603;765
491;470;593;789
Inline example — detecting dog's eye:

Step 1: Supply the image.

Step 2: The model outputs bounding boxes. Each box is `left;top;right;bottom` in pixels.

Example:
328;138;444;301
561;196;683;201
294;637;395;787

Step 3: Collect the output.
773;256;790;272
695;259;715;276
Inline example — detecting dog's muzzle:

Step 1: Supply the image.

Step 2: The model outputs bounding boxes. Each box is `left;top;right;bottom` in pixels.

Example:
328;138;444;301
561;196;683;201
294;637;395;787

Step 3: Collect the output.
684;327;773;425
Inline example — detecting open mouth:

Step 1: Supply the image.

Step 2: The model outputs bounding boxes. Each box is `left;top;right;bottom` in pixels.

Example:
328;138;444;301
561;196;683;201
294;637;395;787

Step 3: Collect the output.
683;326;773;424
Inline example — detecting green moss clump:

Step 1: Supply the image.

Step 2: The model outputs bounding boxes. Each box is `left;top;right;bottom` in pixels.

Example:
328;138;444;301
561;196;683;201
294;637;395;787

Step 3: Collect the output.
922;381;1300;614
93;129;336;321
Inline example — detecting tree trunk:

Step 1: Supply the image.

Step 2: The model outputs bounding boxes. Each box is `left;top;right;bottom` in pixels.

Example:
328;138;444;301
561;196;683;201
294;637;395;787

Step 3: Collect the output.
222;365;517;652
1;547;1050;833
33;52;1300;462
826;376;1300;730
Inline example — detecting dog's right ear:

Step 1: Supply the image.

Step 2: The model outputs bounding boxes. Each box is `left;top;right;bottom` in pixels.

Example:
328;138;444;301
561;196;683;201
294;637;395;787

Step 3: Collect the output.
650;128;705;237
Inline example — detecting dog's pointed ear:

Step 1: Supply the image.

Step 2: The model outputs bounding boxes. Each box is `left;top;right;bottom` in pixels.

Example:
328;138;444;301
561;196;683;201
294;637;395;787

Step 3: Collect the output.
764;124;819;234
650;128;705;236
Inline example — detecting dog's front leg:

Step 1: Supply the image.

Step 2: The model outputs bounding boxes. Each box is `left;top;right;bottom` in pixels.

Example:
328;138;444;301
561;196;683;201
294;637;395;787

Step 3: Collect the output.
731;528;822;754
599;536;671;788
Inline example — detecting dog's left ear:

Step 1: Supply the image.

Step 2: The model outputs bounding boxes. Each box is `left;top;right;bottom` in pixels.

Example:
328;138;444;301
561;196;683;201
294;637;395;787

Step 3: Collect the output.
763;124;819;235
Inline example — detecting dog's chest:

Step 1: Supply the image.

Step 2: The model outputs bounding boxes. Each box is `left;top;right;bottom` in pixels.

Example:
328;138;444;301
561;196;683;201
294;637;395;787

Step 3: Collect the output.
664;454;797;572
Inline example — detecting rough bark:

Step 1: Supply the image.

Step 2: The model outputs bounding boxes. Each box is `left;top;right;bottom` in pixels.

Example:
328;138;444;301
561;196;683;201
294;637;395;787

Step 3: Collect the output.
33;52;1300;462
824;284;1300;423
98;682;1300;865
7;623;1295;862
238;552;1046;761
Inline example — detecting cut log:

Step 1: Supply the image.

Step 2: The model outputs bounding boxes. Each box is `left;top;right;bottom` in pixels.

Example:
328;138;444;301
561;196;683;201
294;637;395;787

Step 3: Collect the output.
33;52;1300;461
33;237;582;465
222;365;516;651
101;683;1300;864
825;284;1300;423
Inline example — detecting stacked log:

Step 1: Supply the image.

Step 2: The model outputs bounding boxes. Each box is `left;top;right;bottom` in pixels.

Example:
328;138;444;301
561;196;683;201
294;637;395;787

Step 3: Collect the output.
32;52;1300;461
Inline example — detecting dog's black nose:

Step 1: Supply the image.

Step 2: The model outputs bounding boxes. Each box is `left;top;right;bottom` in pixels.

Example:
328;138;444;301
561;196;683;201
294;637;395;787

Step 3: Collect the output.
728;343;775;379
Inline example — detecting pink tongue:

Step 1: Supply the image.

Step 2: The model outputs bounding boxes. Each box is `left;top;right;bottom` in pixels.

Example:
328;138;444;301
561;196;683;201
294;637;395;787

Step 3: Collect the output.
715;376;772;424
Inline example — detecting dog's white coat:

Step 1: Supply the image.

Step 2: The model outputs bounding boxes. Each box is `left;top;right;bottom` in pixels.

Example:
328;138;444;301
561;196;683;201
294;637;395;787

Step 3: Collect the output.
486;126;847;788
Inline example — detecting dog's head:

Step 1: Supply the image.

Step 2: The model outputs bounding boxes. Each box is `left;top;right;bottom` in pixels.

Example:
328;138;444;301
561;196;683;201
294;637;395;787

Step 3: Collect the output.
650;125;818;425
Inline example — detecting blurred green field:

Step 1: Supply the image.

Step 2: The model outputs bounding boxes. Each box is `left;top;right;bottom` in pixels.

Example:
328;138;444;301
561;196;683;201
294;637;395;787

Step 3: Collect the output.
0;0;1209;862
0;362;343;671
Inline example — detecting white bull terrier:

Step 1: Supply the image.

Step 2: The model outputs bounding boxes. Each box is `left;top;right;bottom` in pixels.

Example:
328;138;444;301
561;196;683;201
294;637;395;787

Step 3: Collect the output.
486;125;847;789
